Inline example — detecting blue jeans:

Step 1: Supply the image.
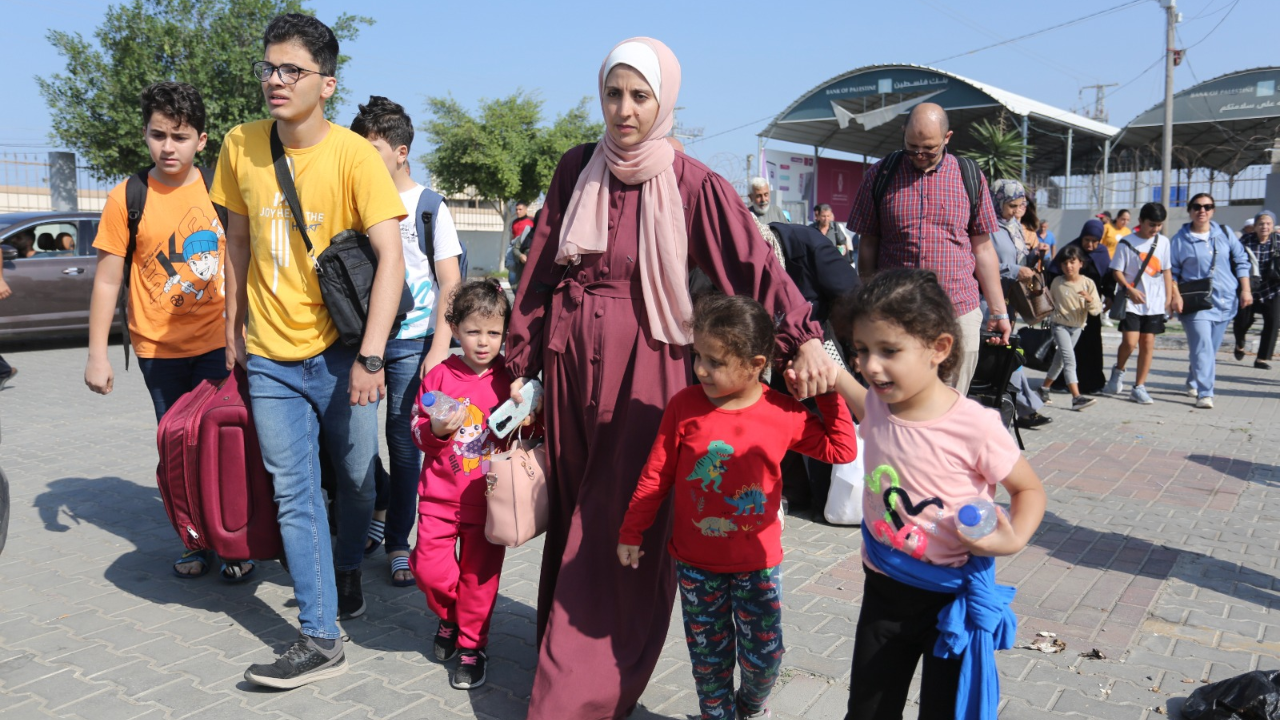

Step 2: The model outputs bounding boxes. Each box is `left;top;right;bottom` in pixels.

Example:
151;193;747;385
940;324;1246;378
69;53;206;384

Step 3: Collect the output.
246;343;379;640
1183;315;1229;398
374;336;430;554
137;348;229;422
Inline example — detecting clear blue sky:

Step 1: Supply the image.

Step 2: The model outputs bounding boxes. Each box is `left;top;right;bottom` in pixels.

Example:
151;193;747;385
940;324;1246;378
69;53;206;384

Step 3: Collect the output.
1;0;1266;184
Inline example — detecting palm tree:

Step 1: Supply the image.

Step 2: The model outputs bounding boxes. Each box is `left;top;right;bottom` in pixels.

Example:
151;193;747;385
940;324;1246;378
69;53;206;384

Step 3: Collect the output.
964;119;1033;180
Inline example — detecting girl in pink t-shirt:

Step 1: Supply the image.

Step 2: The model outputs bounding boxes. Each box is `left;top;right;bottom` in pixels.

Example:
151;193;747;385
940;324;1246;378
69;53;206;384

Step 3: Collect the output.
831;269;1046;720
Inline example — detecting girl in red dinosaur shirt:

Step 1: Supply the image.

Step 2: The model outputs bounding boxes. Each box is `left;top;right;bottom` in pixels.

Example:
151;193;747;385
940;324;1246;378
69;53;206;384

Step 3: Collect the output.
618;294;857;720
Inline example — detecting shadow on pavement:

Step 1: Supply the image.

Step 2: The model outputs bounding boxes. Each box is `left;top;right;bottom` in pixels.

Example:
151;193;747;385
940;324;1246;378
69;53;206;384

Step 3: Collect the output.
31;475;299;647
1031;509;1280;607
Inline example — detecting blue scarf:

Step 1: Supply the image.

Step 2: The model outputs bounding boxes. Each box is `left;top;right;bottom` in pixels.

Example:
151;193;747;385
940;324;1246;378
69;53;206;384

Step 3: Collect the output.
861;525;1018;720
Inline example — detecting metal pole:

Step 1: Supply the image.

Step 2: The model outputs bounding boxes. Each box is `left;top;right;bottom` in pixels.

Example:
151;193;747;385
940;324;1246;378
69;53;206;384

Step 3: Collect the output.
1160;0;1178;208
1102;138;1111;210
1020;115;1029;183
757;136;765;179
1064;128;1073;209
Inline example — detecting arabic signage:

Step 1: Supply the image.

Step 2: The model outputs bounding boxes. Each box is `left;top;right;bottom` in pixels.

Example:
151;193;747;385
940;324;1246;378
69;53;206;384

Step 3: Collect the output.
1128;68;1280;128
762;150;815;207
780;67;996;124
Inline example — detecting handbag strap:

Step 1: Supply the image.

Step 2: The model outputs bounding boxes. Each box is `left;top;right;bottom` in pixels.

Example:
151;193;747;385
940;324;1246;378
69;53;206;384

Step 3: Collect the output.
269;122;316;261
1119;237;1157;290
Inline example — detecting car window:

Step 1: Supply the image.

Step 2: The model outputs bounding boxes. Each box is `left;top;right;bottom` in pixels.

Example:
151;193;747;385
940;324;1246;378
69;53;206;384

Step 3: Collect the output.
3;222;78;258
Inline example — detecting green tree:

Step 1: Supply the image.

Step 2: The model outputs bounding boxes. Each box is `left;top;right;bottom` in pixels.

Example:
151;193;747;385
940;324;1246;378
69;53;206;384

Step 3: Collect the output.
37;0;372;181
420;92;602;218
962;118;1033;181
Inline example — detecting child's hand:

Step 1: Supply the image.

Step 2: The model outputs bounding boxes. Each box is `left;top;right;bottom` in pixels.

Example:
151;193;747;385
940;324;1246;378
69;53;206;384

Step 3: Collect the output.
957;508;1026;557
617;544;644;569
430;403;468;439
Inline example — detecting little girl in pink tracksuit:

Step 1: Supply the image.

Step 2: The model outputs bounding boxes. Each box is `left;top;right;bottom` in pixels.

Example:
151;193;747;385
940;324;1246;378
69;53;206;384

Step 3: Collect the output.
411;280;513;691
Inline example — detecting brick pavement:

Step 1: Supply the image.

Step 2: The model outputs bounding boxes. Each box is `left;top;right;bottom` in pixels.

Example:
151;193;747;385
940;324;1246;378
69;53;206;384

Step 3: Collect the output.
1;340;1279;719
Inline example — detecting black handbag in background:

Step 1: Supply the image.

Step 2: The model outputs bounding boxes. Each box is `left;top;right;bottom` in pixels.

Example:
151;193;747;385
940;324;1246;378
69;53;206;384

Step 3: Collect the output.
1177;239;1217;315
269;123;412;346
1016;323;1056;372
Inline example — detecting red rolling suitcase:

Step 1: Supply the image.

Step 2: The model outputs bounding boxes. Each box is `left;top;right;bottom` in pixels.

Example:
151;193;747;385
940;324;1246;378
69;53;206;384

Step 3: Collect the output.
156;366;282;561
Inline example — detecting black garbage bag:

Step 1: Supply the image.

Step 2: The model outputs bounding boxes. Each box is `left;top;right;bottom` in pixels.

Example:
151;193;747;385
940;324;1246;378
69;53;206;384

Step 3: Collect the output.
1184;670;1280;720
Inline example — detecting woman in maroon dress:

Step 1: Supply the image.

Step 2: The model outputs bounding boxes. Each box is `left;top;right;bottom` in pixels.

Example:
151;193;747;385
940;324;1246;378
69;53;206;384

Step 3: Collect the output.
506;37;835;719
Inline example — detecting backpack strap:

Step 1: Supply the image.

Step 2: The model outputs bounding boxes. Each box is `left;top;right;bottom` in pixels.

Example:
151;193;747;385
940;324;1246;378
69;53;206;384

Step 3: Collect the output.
197;166;229;229
118;170;150;371
953;154;985;235
870;150;904;233
415;187;446;281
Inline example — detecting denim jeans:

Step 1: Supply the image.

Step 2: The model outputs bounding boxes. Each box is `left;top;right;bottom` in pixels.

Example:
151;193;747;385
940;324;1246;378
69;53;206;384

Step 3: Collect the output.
137;348;229;422
1046;324;1083;386
1183;315;1229;398
375;335;430;554
246;342;379;640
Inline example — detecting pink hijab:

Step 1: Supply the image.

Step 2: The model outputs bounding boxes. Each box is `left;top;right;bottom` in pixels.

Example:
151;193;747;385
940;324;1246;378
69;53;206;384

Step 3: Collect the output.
556;37;692;346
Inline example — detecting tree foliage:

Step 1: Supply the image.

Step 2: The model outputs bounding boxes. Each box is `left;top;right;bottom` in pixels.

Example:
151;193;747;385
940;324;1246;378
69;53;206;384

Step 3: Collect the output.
962;118;1034;182
37;0;372;181
421;91;603;210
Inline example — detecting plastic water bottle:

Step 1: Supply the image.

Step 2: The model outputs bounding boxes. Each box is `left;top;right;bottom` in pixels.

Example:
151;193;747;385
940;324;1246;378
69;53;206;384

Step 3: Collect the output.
956;498;1000;540
420;390;460;421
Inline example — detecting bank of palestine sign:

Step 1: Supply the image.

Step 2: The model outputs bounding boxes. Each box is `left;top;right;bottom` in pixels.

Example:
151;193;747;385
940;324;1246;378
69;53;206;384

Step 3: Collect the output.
779;67;993;125
1129;69;1280;128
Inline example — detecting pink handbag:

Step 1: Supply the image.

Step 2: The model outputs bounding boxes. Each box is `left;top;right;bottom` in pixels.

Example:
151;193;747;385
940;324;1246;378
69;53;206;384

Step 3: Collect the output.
484;435;549;548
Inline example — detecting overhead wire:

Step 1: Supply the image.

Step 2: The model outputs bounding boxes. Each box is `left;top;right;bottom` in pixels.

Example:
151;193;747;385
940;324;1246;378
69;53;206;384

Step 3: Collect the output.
925;0;1147;65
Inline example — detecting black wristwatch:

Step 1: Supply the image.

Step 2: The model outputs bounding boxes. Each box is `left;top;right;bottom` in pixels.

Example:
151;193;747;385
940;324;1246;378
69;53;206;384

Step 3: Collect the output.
356;354;384;373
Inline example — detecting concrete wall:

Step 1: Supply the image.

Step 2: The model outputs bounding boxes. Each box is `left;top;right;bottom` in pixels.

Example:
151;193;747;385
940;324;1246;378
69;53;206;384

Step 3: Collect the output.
458;230;507;277
1040;204;1264;241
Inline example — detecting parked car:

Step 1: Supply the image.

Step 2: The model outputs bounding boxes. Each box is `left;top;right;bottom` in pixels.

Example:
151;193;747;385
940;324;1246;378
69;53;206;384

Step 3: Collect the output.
0;210;118;340
0;419;7;557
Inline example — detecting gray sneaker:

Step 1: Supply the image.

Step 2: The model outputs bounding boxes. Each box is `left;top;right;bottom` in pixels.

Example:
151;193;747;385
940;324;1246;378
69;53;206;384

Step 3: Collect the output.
1130;385;1154;405
245;634;346;689
1036;386;1052;405
1072;396;1098;411
1103;366;1126;395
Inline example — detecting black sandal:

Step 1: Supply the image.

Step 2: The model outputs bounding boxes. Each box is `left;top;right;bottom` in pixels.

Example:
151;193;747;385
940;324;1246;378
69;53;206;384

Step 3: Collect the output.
1256;360;1272;370
1235;346;1246;361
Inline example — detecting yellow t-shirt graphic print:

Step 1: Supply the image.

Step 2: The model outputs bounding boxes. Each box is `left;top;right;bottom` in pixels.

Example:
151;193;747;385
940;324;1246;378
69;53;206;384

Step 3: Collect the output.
211;119;406;361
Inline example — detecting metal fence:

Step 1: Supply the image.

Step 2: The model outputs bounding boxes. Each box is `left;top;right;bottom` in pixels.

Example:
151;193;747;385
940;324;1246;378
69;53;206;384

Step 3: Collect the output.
1037;164;1270;211
0;150;118;214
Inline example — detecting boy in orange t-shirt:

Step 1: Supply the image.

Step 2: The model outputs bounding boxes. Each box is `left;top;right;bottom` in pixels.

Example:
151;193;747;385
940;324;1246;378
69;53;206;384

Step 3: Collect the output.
84;81;244;582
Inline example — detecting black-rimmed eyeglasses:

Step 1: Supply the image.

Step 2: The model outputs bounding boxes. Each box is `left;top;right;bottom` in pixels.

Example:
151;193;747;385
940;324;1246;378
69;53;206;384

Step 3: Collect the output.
1188;202;1215;212
251;61;328;85
903;146;944;160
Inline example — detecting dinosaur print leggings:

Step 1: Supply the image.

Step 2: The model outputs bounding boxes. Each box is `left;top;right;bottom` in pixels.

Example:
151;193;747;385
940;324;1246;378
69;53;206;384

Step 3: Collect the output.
677;562;785;719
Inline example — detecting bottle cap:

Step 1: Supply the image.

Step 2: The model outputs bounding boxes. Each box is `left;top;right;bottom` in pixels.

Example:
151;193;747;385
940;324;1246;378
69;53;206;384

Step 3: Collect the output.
957;504;982;527
422;393;437;407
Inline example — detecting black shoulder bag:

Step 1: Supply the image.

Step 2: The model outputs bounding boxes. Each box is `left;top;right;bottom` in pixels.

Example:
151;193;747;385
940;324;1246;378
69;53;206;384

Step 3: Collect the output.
269;123;412;346
1177;236;1217;314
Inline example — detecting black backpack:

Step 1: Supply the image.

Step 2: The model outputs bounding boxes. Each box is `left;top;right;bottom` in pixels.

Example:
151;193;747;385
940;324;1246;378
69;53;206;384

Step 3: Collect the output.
870;150;985;233
118;168;224;369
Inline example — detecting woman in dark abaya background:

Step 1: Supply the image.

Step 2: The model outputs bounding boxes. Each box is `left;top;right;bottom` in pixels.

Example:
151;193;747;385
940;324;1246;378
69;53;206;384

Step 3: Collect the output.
1046;218;1113;394
505;37;835;720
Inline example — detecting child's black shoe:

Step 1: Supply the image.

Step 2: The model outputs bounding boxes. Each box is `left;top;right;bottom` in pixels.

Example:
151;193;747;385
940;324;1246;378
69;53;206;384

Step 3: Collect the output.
451;648;487;689
433;620;459;661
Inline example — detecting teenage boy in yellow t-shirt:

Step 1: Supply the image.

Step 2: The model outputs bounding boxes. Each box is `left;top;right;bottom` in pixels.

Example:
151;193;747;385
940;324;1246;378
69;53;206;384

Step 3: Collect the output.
84;81;254;582
211;14;406;689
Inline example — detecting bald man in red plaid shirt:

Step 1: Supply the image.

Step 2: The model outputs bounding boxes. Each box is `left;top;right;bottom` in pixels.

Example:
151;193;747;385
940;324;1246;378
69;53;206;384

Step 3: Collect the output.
849;103;1011;395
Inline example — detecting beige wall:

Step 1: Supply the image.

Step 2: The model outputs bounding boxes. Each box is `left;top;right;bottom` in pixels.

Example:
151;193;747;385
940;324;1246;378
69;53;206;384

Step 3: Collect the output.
0;187;107;214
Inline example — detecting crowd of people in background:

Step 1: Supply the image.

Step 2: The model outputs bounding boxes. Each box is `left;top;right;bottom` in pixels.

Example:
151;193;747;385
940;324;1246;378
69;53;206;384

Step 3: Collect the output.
0;13;1270;720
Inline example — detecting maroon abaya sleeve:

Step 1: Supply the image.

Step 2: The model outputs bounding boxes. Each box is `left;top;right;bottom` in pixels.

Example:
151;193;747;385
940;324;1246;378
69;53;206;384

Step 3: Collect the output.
684;166;823;360
506;145;587;381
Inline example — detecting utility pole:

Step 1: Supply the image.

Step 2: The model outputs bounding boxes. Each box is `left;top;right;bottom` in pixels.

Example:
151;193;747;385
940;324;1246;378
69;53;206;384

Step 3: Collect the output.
1160;0;1179;208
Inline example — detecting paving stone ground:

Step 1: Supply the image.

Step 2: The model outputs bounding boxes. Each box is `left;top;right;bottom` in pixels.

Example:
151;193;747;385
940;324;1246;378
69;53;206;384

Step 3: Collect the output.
1;338;1279;719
